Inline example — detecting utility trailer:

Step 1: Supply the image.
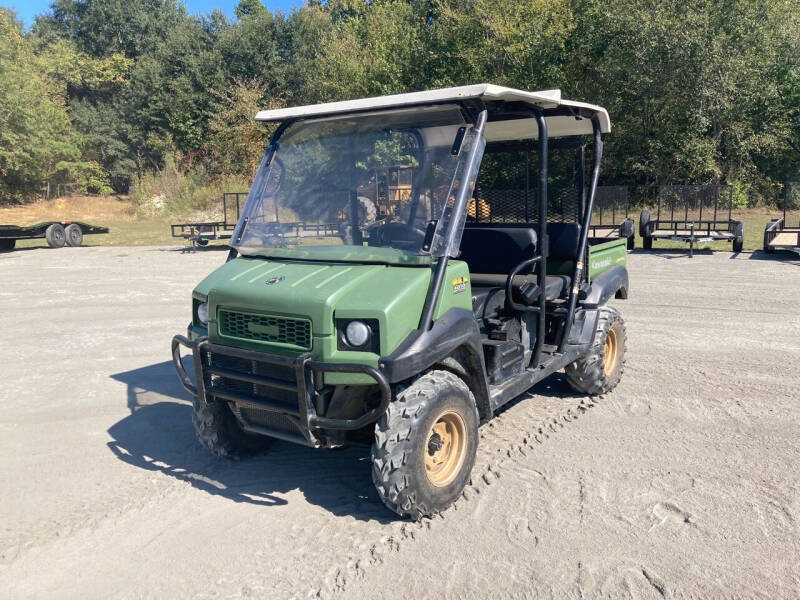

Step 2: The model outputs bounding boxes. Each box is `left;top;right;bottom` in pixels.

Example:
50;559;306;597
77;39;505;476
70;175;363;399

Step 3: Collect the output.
589;186;634;249
764;181;800;256
0;221;109;252
639;185;744;257
171;192;245;249
173;191;343;250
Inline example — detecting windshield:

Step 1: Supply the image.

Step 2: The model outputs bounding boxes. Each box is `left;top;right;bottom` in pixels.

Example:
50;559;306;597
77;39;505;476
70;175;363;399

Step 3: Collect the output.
232;105;484;263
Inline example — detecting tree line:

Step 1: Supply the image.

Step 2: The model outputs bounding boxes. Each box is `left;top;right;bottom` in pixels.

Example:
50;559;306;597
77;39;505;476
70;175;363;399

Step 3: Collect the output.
1;0;798;205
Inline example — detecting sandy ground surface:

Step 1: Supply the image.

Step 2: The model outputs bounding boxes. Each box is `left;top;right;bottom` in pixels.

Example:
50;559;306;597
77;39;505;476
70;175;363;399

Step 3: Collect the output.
1;245;799;599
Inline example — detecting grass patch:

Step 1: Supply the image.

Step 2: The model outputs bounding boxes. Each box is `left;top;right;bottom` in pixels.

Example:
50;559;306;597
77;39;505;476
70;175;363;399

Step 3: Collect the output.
1;196;781;252
0;195;192;248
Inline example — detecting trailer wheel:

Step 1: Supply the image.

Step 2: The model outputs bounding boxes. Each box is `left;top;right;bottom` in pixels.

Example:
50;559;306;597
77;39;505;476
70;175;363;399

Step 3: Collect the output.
566;307;626;396
732;237;743;253
65;223;83;247
372;370;479;520
0;239;15;252
627;235;635;250
639;209;650;238
45;223;66;248
193;399;272;459
643;236;653;250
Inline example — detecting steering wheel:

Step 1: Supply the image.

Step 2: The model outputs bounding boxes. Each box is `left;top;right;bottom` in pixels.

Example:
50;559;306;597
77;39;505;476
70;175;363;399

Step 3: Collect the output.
372;222;425;250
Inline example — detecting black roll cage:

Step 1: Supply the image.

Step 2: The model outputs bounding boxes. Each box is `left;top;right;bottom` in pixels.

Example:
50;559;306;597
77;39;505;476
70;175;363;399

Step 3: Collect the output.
233;101;606;370
465;105;605;366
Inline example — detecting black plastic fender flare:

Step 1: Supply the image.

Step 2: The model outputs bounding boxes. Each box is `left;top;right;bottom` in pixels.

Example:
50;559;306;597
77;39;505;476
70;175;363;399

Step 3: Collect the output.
582;265;629;308
379;308;491;420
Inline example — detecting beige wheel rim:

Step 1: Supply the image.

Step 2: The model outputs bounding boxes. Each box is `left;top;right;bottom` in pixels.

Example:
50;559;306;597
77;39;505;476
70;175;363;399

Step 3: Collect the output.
425;411;468;488
604;327;618;376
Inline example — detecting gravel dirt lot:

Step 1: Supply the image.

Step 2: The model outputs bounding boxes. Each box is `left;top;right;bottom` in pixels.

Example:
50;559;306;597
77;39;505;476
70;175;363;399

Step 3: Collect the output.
1;245;799;599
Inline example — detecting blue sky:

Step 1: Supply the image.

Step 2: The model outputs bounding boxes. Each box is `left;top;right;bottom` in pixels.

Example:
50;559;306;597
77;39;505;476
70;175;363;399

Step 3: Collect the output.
5;0;304;28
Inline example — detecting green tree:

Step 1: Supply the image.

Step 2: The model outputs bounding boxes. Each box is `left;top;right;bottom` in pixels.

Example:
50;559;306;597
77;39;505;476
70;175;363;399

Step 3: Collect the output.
0;10;80;199
33;0;187;58
206;79;274;177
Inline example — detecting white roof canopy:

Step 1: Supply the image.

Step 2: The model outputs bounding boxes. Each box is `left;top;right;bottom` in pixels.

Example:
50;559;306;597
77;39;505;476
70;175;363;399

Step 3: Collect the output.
255;84;610;140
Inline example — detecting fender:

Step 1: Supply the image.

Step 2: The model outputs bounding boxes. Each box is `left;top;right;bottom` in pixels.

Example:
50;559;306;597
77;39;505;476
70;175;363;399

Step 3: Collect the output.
379;308;491;419
583;265;629;307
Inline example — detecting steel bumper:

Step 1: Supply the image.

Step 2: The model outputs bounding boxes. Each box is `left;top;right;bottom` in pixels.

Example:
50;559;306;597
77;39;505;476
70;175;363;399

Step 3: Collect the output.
171;334;391;445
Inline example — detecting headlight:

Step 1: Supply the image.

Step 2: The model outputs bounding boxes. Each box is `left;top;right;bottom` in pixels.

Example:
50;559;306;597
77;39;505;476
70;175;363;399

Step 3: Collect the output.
196;302;209;325
345;320;370;347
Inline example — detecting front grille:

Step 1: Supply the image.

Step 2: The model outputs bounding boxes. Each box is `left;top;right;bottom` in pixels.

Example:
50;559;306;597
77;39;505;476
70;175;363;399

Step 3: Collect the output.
206;351;298;407
238;406;301;434
205;350;304;437
218;309;311;350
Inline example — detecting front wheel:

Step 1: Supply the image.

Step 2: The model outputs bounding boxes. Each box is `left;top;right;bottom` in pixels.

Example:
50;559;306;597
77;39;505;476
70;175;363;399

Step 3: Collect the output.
193;399;272;459
372;370;479;520
566;307;626;395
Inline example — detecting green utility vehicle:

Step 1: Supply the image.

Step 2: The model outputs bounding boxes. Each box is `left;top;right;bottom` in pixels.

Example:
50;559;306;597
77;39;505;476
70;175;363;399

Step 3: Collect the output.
172;85;629;519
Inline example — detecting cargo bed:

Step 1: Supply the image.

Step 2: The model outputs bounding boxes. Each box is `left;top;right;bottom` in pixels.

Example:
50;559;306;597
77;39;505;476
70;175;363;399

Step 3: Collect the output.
764;183;800;255
588;186;635;249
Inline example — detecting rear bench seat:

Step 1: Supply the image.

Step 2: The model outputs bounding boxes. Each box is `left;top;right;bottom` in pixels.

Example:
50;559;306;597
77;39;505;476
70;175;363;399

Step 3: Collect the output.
459;224;580;318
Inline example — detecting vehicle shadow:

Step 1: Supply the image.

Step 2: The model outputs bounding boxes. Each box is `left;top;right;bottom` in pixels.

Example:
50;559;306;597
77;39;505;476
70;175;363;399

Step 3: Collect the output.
495;372;583;416
109;360;583;521
162;244;232;254
0;245;49;255
745;249;800;265
108;360;395;523
629;247;714;259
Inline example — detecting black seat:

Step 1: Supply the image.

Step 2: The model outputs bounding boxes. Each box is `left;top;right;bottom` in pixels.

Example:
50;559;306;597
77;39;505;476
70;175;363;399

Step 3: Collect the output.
470;273;570;302
460;225;573;313
459;226;538;274
542;222;581;261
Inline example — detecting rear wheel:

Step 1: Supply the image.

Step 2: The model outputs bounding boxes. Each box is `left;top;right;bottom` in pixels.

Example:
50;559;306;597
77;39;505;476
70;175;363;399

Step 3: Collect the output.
372;370;479;520
0;239;15;252
45;223;66;248
193;399;272;459
65;224;83;247
627;235;635;250
643;236;653;250
566;307;626;395
732;236;743;252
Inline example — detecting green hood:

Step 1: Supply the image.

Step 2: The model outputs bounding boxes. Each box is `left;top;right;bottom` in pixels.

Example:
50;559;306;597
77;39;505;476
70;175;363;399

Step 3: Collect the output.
195;256;433;355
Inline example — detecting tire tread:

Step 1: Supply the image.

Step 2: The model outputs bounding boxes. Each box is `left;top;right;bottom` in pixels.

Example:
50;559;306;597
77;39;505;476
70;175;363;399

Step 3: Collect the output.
371;370;477;520
565;307;626;395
